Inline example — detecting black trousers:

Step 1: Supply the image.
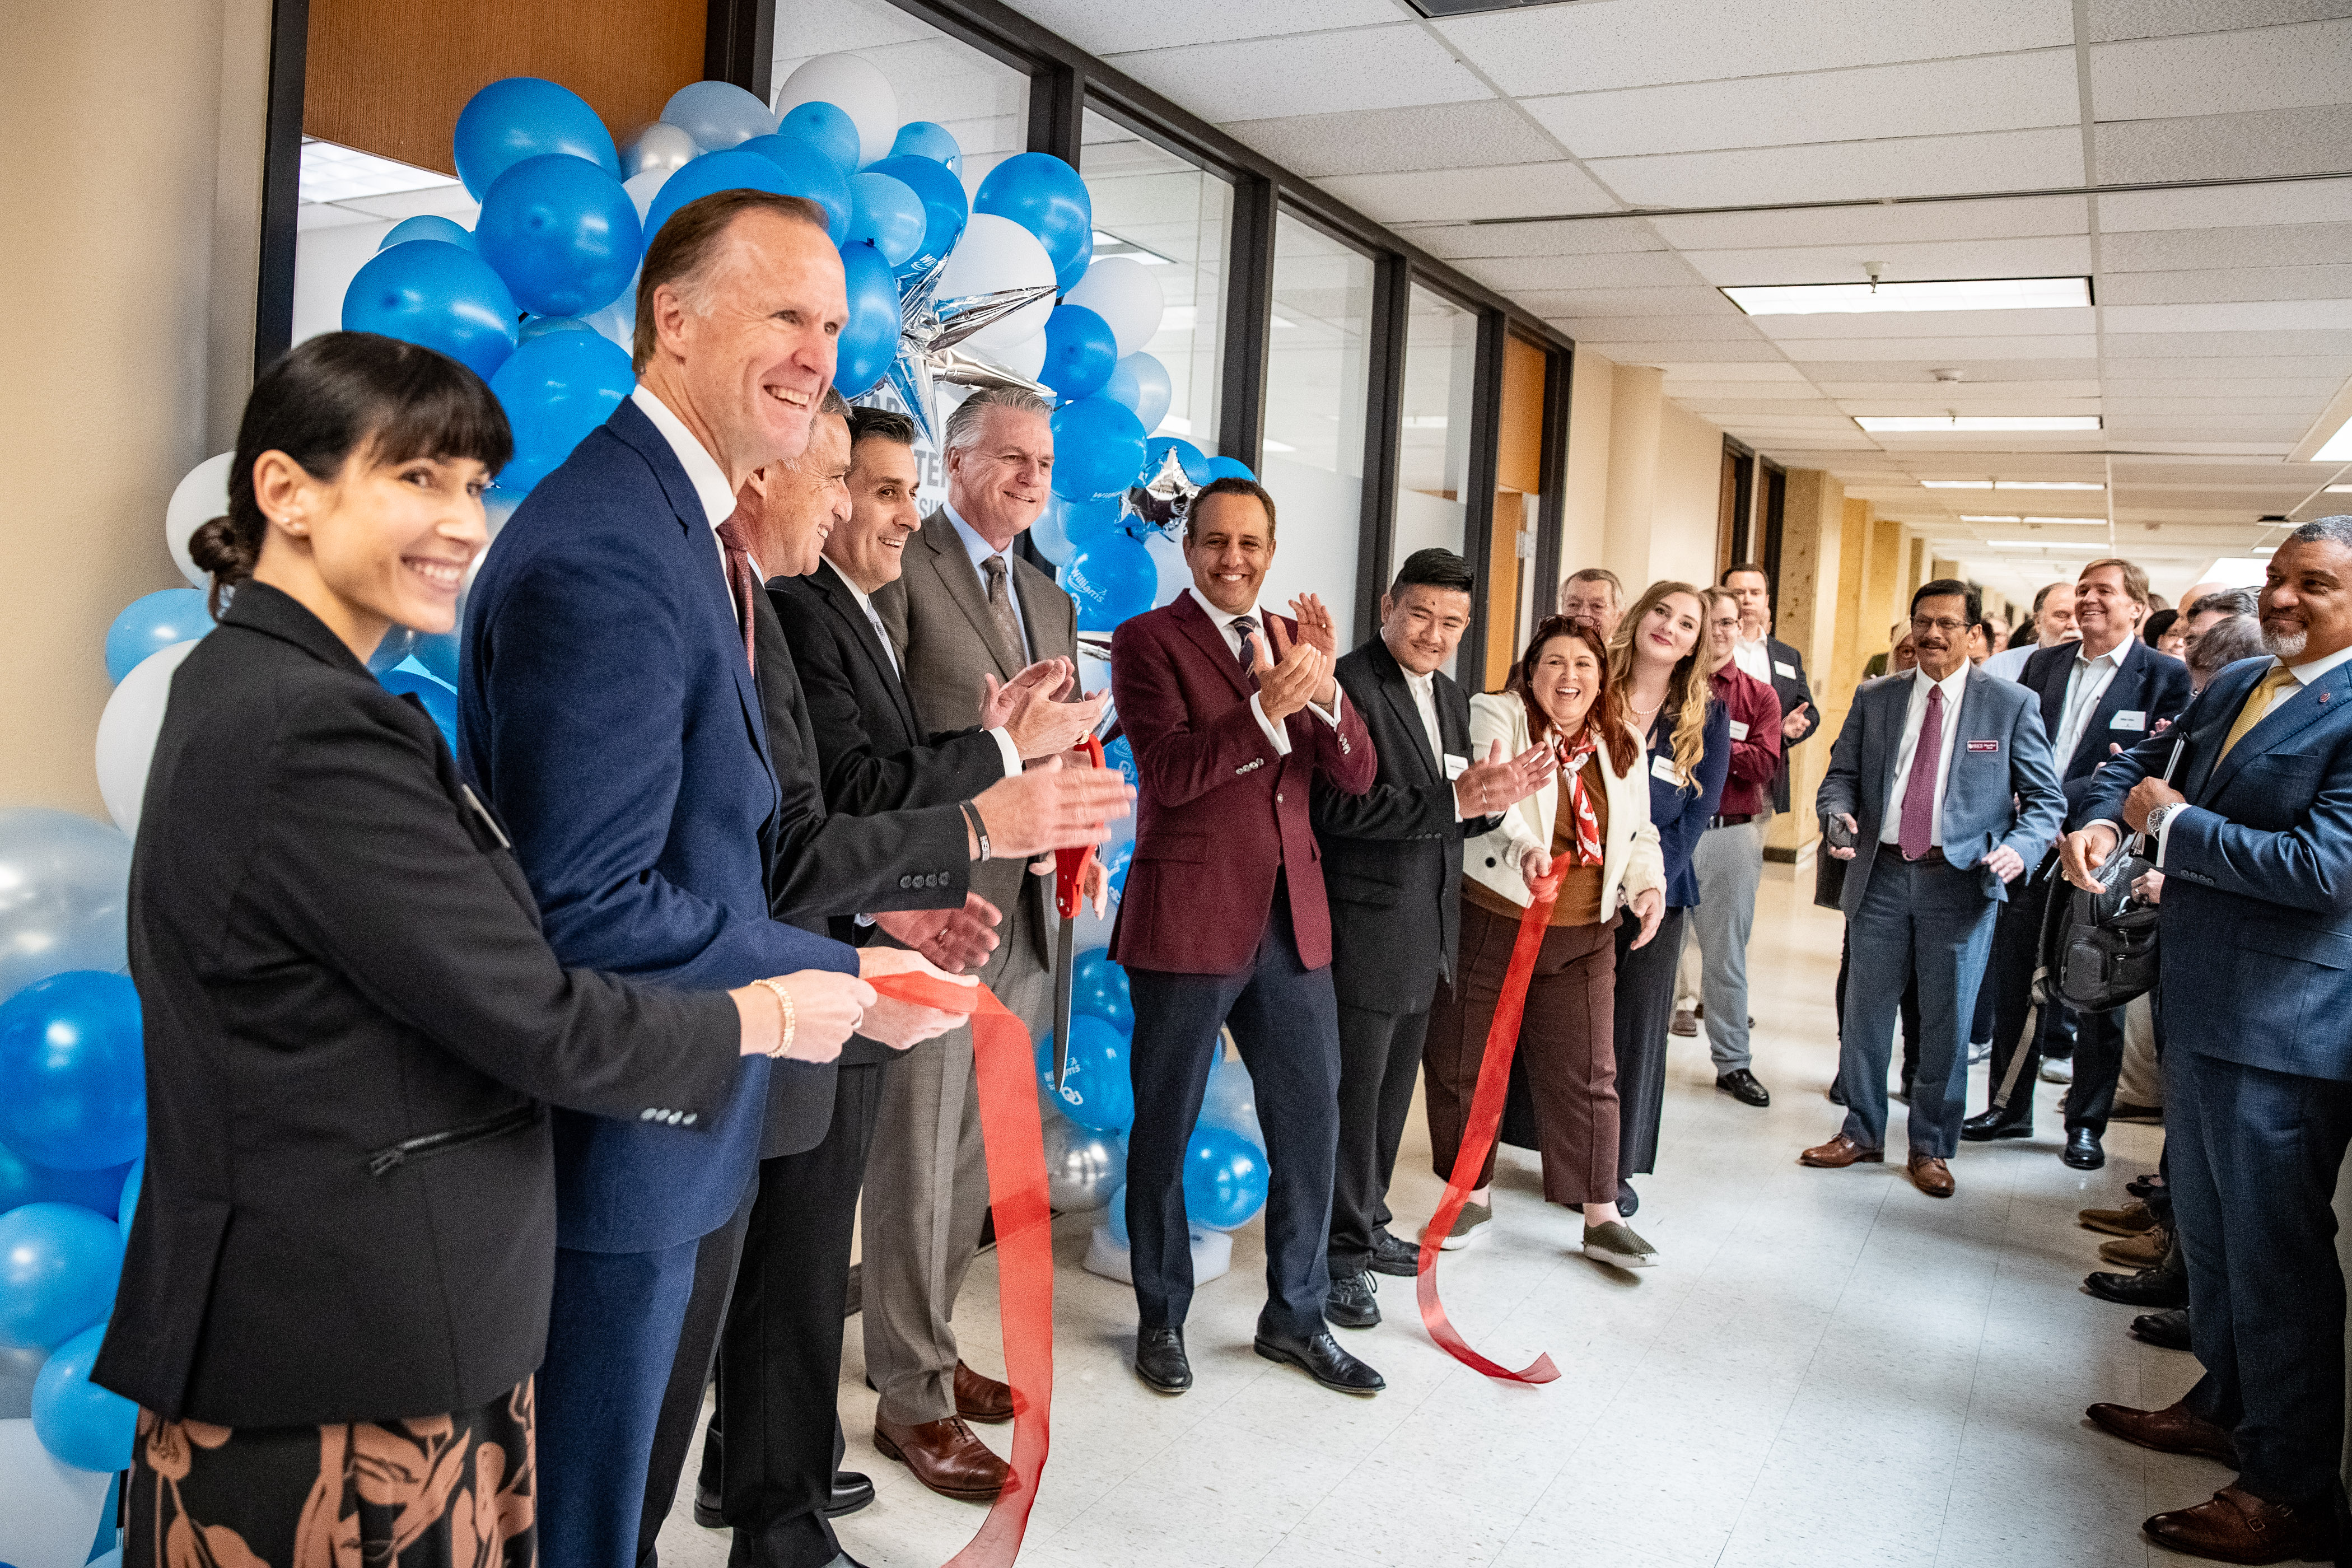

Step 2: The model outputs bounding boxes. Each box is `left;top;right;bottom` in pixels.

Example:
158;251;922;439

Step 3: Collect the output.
1614;906;1686;1178
637;1161;759;1566
1327;998;1432;1278
1126;891;1341;1337
703;1061;885;1568
1979;871;2080;1122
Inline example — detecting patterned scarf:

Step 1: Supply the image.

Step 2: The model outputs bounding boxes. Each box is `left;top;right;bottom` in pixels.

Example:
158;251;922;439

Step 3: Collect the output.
1553;725;1604;866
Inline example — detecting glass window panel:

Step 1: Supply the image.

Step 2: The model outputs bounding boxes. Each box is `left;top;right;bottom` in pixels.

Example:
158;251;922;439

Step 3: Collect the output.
773;0;1029;197
1080;108;1230;454
1392;283;1478;627
1262;210;1374;641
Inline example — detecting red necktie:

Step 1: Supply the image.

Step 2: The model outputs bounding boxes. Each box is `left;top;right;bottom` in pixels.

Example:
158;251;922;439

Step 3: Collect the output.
1898;684;1944;861
713;511;758;675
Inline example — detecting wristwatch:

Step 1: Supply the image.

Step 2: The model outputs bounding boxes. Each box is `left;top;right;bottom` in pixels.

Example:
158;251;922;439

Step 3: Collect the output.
2143;802;2182;842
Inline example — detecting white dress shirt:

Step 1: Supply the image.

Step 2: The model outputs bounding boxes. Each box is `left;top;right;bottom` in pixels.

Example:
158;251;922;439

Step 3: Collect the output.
944;502;1032;664
1730;634;1772;684
2053;640;2130;763
1186;587;1343;755
630;387;743;607
1402;664;1473;819
1982;642;2036;683
819;555;1019;778
2147;639;2352;864
1879;663;1969;848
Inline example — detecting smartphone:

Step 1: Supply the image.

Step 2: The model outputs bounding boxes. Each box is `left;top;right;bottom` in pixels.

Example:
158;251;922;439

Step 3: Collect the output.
1823;814;1856;852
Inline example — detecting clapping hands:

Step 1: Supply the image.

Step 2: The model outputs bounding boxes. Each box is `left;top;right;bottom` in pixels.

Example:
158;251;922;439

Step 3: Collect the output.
1454;739;1558;819
1249;617;1334;724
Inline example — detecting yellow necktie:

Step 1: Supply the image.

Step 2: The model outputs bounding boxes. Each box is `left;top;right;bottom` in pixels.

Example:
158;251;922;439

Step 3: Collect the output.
2217;665;2299;763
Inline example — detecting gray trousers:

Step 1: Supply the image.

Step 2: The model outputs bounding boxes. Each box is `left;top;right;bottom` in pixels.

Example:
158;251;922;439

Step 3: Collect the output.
860;866;1052;1426
1684;818;1766;1074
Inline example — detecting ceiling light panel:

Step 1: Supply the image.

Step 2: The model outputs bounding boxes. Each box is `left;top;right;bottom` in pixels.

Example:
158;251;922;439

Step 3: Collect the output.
299;139;459;204
1723;277;2092;317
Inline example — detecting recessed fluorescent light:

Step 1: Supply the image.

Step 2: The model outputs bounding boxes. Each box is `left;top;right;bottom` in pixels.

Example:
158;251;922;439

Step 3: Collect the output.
1921;480;1995;489
2316;422;2352;462
1963;514;2105;525
2328;483;2352;494
1999;480;2104;491
1987;540;2068;548
1856;416;2102;433
1723;277;2090;317
300;138;459;203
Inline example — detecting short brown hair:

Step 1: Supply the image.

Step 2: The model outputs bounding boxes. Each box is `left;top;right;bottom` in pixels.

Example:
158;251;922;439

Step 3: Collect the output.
1187;475;1277;540
633;189;830;371
2080;556;2151;607
1721;561;1769;588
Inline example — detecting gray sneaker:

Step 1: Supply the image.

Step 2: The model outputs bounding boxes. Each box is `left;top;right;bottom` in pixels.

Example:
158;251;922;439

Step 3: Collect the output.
1583;1220;1658;1269
1421;1201;1490;1251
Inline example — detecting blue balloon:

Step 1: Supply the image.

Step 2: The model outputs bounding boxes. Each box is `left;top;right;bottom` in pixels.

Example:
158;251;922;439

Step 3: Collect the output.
1104;837;1135;897
31;1321;136;1472
846;172;925;269
641;148;797;254
976;153;1094;294
517;314;591;343
452;77;619;200
475;153;643;317
0;1203;122;1351
1040;305;1118;404
367;627;460;687
380;665;458;747
1200;1052;1264;1149
489;328;636;492
661;80;778;152
731;137;852;245
1049;396;1147;501
1103;352;1172;432
0;972;144;1172
889;120;962;175
1103;734;1139;795
1030;502;1075;566
834;241;902;397
1059;534;1156;632
104;590;209;683
1144;436;1211;487
778;101;860;177
867;157;967;277
118;1155;141;1244
1069;948;1132;1033
342;240;519;382
1106;1181;1130;1245
1183;1123;1270;1231
1039;1015;1133;1134
380;215;474;252
0;1138;129;1220
1205;455;1257;482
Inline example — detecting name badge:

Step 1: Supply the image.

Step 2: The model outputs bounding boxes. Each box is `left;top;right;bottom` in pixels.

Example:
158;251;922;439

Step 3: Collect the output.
1774;660;1796;679
1651;753;1681;782
2111;710;2146;731
1729;720;1751;741
1443;753;1468;780
1966;739;2000;753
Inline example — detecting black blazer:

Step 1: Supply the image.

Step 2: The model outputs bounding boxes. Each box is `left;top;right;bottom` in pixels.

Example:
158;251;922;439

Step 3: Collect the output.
95;584;742;1429
1310;639;1496;1016
2020;636;2193;813
1764;634;1819;814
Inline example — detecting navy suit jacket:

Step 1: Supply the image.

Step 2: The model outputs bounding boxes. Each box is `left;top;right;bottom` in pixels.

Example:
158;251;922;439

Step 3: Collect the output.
2076;655;2352;1082
460;399;858;1254
1645;700;1732;908
1816;665;2065;915
2020;636;2192;814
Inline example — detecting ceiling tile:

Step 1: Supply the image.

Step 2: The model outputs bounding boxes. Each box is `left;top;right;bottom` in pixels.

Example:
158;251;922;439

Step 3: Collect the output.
1654;361;1813;381
1220;101;1564;179
1793;357;2104;382
1682;235;2094;286
1513;285;1744;319
2094;105;2352;183
1409;218;1667;262
2097;264;2352;303
1000;0;1399;57
1588;128;2085;209
1777;334;2099;359
1564;338;1792;363
1662;381;1835;400
2088;0;2352;45
2102;353;2352;377
2102;222;2352;272
1547;313;1768;342
2097;176;2352;230
2101;299;2352;331
1816;380;2106;399
2089;20;2352;120
1649;195;2088;251
1452;251;1700;291
1109;26;1492;123
1316;162;1617;224
2101;377;2347;398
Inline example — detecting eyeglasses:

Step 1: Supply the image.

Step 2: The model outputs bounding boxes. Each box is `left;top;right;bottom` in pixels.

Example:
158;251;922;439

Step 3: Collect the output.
1912;615;1970;635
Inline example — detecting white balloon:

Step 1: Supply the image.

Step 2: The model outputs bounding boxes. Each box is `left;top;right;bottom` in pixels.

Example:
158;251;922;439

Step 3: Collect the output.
773;53;899;169
96;640;197;836
585;263;641;351
993;329;1047;383
1065;258;1165;359
937;214;1056;352
619;120;699;180
0;1418;114;1568
1145;528;1191;608
622;170;669;222
165;452;234;589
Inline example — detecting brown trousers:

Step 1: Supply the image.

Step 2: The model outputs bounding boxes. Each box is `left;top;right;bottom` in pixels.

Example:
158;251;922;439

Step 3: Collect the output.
1425;898;1620;1205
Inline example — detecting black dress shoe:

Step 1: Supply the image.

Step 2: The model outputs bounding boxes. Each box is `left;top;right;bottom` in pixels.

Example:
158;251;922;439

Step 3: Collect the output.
1326;1270;1379;1328
1254;1327;1384;1394
2087;1257;2188;1310
1616;1179;1640;1217
1135;1327;1191;1394
2131;1306;2192;1351
828;1468;875;1517
2126;1172;2163;1199
1715;1068;1771;1107
694;1480;723;1528
2062;1127;2105;1170
1960;1109;2032;1142
1366;1230;1420;1278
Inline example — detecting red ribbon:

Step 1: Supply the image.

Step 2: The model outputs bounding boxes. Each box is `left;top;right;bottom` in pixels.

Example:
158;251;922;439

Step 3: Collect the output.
1415;864;1565;1385
867;971;1054;1566
1054;733;1107;916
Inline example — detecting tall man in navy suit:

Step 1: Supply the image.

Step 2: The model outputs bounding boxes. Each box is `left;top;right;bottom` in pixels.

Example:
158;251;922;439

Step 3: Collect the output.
2064;520;2352;1567
1803;579;2064;1198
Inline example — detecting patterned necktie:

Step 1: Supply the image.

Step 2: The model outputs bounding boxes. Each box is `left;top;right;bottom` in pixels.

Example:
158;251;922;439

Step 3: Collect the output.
1898;684;1946;861
1230;614;1259;679
981;554;1025;670
2217;664;2299;763
713;512;758;674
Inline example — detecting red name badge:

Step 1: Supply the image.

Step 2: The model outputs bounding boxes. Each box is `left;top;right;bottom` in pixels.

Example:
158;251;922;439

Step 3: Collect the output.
1966;740;2000;752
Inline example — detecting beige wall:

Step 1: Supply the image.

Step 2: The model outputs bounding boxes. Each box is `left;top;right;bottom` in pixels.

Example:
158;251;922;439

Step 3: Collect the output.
2;0;270;812
1646;399;1724;591
1767;467;1846;855
1557;351;1733;615
1558;349;1612;586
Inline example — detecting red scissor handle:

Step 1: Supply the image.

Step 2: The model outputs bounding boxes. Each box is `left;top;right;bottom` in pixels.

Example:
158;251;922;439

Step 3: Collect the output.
1054;734;1107;918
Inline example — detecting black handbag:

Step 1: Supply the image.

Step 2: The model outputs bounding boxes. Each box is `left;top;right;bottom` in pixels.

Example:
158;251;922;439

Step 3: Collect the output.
2032;843;2161;1013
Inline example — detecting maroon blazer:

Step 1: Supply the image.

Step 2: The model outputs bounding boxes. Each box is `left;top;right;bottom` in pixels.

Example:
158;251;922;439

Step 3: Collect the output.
1108;594;1377;975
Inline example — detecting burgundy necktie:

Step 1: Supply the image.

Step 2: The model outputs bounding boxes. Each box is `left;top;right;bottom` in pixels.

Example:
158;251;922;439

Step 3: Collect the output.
1898;684;1944;861
713;512;758;675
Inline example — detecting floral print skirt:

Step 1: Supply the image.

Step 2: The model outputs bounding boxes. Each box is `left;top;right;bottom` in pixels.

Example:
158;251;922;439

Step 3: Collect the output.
128;1378;534;1567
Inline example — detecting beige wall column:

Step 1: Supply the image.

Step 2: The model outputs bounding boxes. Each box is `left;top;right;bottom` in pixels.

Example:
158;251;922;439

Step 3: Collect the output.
1824;498;1875;707
2;0;270;813
1767;466;1846;856
1558;349;1614;590
1601;363;1663;597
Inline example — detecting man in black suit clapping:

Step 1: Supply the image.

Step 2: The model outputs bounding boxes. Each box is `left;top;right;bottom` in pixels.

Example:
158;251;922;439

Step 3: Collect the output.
1309;548;1555;1328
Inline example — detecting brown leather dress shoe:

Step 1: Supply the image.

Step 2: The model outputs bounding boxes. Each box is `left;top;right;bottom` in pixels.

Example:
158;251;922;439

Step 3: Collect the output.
2144;1484;2339;1565
2081;1199;2158;1236
954;1360;1014;1425
1798;1133;1884;1168
872;1413;1009;1502
2087;1400;2240;1465
1906;1152;1955;1198
2100;1226;2171;1269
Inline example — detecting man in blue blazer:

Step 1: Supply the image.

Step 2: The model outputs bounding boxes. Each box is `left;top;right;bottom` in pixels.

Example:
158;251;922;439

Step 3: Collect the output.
2062;519;2352;1566
1805;579;2064;1198
1964;558;2191;1168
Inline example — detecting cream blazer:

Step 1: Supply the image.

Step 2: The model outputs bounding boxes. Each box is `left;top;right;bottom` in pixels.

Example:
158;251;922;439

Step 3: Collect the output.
1460;690;1667;916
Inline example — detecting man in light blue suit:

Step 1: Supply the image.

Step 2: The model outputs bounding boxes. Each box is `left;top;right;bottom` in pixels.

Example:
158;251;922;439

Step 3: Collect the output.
2062;519;2352;1566
1804;578;2064;1198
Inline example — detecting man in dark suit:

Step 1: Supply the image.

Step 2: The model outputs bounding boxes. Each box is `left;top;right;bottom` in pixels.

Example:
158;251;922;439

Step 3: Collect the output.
1722;562;1821;813
1963;558;2190;1169
1110;477;1380;1397
1309;548;1551;1328
2063;520;2352;1566
1804;579;2064;1200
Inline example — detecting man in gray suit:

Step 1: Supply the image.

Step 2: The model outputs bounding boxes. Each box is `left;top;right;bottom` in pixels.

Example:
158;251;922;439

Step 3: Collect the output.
869;385;1089;1499
1803;578;2064;1198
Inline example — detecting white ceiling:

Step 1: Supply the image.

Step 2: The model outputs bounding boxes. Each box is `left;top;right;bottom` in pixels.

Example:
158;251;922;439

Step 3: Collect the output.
1007;0;2352;600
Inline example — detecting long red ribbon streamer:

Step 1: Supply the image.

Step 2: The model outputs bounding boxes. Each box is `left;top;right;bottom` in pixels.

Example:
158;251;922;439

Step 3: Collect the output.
1415;864;1565;1384
867;971;1054;1567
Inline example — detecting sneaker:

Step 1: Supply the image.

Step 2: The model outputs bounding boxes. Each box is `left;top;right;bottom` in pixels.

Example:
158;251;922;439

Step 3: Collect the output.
2040;1057;2075;1084
1421;1201;1490;1250
1582;1220;1658;1269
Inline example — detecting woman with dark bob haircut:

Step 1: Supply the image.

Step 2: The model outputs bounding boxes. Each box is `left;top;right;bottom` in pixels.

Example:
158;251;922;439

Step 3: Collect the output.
92;332;879;1565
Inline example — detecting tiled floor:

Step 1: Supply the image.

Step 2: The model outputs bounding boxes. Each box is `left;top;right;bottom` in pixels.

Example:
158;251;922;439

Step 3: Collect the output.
658;866;2218;1567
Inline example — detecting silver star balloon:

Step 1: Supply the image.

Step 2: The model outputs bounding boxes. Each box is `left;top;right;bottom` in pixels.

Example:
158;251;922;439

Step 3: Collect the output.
872;258;1057;450
1124;444;1201;536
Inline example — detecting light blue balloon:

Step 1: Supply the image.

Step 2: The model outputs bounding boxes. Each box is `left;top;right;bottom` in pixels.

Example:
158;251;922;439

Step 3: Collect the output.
0;1137;129;1220
725;137;852;246
341;239;519;382
118;1155;141;1244
889;120;962;175
475;153;643;318
1205;455;1257;481
370;627;461;688
1048;396;1147;501
1183;1123;1269;1231
0;1203;122;1351
1041;305;1118;404
489;329;636;492
453;77;619;200
380;215;474;253
1039;1015;1133;1134
778;101;860;177
1059;533;1157;632
0;810;132;1005
1144;436;1211;487
866;156;967;278
834;241;902;397
1103;734;1139;796
31;1321;136;1472
975;152;1094;294
104;590;209;683
380;664;458;748
1104;837;1135;897
517;314;591;343
1070;948;1131;1033
1103;353;1172;433
846;172;925;269
1200;1051;1263;1149
660;79;777;151
0;972;144;1172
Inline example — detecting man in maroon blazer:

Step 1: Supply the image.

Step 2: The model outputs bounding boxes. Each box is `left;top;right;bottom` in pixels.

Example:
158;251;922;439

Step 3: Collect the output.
1108;476;1383;1398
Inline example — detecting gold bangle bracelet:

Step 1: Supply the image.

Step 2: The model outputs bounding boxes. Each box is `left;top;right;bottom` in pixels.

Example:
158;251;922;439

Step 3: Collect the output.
757;977;796;1059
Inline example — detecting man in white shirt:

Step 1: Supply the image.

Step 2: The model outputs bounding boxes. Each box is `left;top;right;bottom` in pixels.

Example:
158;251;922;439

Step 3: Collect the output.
1985;581;2079;682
